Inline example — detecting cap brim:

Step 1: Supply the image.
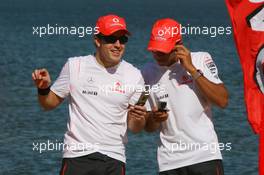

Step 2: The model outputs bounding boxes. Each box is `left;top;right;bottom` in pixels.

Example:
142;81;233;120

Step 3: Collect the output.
147;40;175;53
103;28;131;36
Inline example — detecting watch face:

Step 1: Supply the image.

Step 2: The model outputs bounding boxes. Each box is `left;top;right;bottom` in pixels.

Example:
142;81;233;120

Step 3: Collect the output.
197;69;203;75
193;70;203;80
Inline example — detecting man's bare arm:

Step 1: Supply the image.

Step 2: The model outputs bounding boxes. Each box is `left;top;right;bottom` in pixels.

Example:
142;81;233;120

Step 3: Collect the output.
32;68;64;110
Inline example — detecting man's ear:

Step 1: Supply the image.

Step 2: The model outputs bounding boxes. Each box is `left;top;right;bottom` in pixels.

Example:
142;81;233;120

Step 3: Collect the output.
94;36;101;47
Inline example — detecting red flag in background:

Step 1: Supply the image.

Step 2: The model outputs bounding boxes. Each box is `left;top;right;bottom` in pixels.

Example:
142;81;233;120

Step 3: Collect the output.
225;0;264;174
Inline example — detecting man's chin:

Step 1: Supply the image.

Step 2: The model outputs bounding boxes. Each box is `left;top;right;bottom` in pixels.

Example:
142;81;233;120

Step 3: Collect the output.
109;56;122;65
110;54;122;61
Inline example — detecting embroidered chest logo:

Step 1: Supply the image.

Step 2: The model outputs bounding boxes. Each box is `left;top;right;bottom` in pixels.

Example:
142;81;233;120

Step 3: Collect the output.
157;93;169;101
81;77;98;96
87;77;95;84
111;81;126;94
82;90;98;96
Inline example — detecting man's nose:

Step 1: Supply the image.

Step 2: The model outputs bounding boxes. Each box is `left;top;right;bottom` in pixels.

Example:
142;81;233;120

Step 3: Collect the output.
113;39;121;47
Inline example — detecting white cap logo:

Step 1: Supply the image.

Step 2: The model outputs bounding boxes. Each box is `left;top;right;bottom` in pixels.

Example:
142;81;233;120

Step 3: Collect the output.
110;17;123;27
113;18;120;23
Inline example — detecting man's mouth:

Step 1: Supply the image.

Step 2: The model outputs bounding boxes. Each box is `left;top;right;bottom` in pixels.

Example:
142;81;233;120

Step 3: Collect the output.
111;50;121;56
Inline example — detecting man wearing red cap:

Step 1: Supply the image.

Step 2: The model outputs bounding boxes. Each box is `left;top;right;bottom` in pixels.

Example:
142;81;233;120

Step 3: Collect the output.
32;14;147;175
143;18;229;175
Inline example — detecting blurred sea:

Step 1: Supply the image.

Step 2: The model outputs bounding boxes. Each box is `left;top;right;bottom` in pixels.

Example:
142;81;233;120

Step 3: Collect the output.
0;0;259;174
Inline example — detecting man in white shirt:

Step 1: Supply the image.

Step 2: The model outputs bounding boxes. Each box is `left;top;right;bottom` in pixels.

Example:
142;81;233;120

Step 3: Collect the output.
32;14;147;175
143;18;229;175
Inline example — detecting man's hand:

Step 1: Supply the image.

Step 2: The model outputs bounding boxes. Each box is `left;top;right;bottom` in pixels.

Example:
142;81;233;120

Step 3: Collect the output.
151;106;169;123
144;106;169;132
173;45;229;108
127;105;147;133
173;45;196;74
32;68;51;89
32;68;63;111
128;105;147;121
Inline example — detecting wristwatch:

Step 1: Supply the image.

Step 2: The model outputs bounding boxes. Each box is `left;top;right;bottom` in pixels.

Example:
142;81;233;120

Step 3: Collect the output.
192;69;203;80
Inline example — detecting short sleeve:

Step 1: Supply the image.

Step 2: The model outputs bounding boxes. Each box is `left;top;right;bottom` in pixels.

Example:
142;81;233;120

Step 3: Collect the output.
200;52;223;84
50;61;70;98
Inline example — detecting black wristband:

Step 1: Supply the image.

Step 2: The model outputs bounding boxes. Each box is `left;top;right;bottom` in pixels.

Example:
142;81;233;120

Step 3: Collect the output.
38;86;51;96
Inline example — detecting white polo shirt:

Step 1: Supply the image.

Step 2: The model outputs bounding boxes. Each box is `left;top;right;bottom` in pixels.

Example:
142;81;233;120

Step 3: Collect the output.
51;55;144;163
142;52;223;172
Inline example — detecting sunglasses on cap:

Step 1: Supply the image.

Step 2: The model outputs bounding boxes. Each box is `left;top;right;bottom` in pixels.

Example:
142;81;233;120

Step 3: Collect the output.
97;34;128;44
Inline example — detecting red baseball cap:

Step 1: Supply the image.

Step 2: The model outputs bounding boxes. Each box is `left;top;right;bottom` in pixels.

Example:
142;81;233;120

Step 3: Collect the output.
96;14;131;36
148;18;182;53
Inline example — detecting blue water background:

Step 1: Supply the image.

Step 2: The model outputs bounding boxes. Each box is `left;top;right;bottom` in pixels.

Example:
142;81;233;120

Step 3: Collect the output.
0;0;259;174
